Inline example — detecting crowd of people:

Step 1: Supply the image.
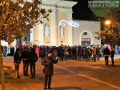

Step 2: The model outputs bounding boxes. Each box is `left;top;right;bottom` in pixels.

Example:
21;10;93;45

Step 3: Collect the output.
1;44;117;89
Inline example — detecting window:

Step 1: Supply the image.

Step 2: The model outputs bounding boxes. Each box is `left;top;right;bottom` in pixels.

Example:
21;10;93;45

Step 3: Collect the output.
46;42;50;43
61;41;63;43
83;32;87;35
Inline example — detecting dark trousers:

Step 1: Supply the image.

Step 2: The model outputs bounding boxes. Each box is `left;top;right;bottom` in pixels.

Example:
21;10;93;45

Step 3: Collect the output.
30;62;35;77
105;56;108;65
15;63;20;77
93;55;96;62
97;54;99;61
60;53;63;61
45;75;52;88
23;61;29;75
64;54;67;60
86;55;89;61
111;56;114;65
3;52;6;57
73;54;76;60
83;55;85;59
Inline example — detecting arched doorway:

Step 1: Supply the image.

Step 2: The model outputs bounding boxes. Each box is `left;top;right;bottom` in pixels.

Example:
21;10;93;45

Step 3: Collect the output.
80;30;93;47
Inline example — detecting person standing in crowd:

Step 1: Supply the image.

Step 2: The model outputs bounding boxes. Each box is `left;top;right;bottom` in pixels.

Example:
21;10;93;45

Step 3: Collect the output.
78;46;83;60
67;46;71;59
82;47;86;59
72;46;77;60
92;47;96;62
21;47;29;76
110;47;115;66
88;46;92;59
27;48;38;78
14;48;21;78
40;46;45;60
115;45;118;54
10;46;14;56
45;46;50;56
70;47;73;59
64;46;68;61
19;45;23;56
52;48;58;59
96;45;100;61
119;46;120;54
59;45;64;61
3;45;7;57
36;46;39;58
104;46;110;65
42;51;58;89
85;47;89;61
100;47;103;58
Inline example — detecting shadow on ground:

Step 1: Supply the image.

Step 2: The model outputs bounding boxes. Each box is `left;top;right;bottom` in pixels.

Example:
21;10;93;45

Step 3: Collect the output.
91;64;120;68
4;75;45;84
51;86;83;90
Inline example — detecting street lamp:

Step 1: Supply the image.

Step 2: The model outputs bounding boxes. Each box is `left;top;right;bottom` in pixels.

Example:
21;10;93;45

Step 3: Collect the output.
105;20;111;25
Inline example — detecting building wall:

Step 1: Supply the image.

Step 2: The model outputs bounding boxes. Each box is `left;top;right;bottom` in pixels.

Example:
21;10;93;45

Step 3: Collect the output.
57;11;68;46
73;20;101;46
43;12;51;46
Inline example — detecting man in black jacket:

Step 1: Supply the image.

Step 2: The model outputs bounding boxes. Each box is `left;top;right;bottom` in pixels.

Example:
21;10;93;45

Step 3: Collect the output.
42;51;58;89
104;46;110;65
14;48;21;78
27;48;38;78
59;46;64;61
21;47;29;76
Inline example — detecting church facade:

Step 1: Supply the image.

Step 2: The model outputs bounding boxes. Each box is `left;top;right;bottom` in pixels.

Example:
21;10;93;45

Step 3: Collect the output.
1;0;101;47
30;0;78;46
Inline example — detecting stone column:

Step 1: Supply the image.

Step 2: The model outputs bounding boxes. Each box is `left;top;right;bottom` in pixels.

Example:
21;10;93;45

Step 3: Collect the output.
33;24;44;46
68;11;73;46
38;24;44;46
50;9;58;46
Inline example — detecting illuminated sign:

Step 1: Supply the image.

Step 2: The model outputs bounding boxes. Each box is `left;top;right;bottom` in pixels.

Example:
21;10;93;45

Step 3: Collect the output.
81;38;90;41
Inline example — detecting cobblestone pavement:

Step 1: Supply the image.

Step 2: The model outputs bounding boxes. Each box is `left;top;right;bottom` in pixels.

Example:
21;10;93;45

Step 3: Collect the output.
1;55;120;90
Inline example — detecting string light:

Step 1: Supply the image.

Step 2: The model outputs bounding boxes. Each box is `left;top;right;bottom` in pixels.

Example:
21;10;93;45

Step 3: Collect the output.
60;20;79;27
36;20;80;29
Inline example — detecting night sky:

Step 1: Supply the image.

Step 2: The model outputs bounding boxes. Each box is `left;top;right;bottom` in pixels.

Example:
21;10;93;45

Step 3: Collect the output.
68;0;98;20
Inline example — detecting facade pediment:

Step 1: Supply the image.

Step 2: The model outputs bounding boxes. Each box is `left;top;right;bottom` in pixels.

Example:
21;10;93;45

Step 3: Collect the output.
41;0;77;10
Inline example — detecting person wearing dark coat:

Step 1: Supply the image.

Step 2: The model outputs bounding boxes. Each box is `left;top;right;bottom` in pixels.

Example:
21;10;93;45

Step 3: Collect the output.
42;51;58;89
40;47;45;60
45;46;50;56
85;48;89;61
104;46;110;65
82;47;86;59
72;46;77;60
110;47;115;66
59;46;64;61
21;47;29;76
96;46;100;61
78;46;83;60
27;48;38;78
14;48;21;78
3;46;7;57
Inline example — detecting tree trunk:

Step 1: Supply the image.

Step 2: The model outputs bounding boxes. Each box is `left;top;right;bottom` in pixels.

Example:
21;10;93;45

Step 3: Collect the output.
0;40;6;90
